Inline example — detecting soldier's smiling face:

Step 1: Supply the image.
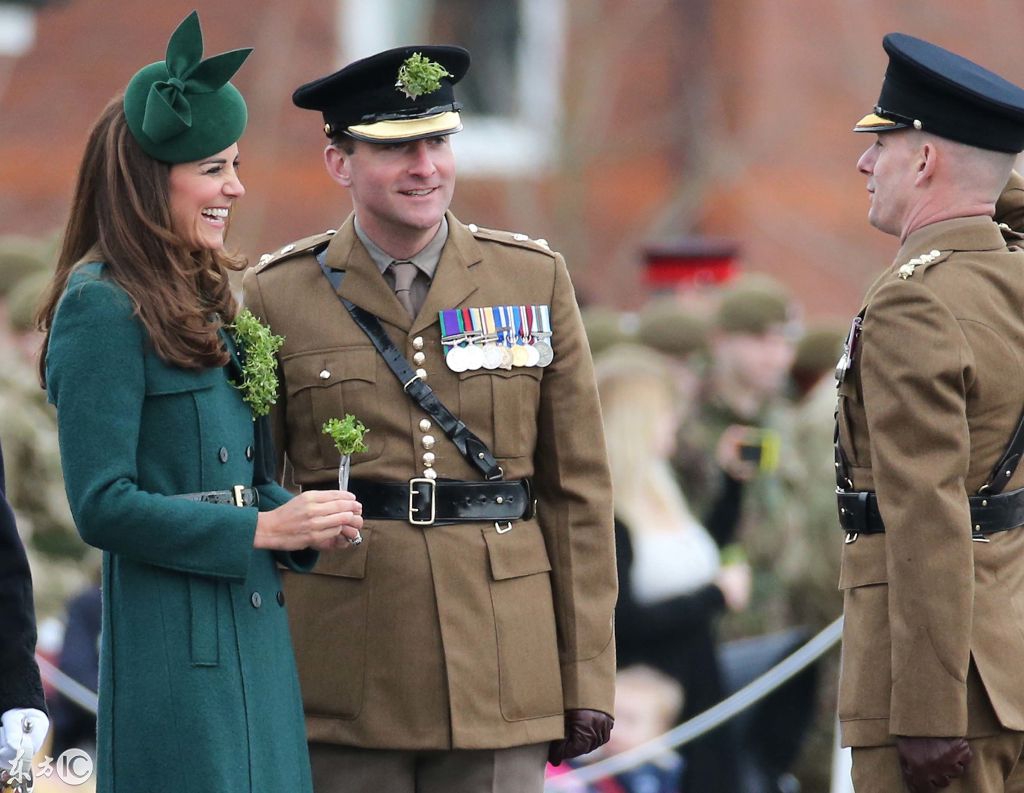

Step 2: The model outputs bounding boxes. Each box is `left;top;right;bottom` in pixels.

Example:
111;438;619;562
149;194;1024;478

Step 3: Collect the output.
167;143;245;251
326;135;455;253
857;131;921;237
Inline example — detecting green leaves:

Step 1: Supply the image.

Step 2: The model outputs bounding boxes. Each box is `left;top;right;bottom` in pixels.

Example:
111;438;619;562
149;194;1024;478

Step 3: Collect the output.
395;52;451;100
229;308;284;418
323;415;369;456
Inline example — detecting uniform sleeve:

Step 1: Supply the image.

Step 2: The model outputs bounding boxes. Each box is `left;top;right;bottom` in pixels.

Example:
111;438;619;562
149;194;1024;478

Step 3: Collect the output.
860;278;973;737
0;445;46;714
533;253;617;716
47;277;258;582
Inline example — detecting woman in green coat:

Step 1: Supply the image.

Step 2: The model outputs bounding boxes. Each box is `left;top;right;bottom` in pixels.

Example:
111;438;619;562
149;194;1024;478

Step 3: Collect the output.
35;13;363;793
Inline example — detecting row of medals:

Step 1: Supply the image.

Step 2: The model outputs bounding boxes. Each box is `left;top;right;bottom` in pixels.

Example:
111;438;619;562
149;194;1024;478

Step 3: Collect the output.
441;306;553;373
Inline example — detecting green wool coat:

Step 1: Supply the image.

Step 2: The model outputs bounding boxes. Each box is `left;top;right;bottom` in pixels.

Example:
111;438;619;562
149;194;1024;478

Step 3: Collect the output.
47;263;315;793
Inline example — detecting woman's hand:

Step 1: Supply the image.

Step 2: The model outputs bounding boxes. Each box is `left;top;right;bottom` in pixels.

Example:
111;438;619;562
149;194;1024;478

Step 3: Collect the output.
254;490;363;551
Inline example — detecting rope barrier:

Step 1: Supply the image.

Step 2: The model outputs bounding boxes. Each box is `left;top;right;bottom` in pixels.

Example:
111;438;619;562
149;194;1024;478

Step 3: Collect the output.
35;654;98;715
545;616;844;790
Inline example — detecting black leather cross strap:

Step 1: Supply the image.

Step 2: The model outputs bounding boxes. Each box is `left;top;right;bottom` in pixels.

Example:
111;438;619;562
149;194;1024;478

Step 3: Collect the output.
981;406;1024;495
837;486;1024;538
175;486;258;508
305;477;534;526
316;251;503;481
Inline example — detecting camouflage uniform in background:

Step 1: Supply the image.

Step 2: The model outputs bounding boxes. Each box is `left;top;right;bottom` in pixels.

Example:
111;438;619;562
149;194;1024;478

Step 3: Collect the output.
0;239;94;617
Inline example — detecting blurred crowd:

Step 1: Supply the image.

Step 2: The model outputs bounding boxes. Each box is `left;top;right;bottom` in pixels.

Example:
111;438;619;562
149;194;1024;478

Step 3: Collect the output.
567;275;848;792
1;230;848;791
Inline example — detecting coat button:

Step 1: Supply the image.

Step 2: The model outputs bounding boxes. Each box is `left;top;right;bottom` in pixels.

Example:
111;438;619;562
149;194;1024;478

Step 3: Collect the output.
413;352;426;365
422;435;436;450
277;591;285;607
412;337;424;351
419;419;432;432
218;447;229;463
251;592;262;608
245;445;254;461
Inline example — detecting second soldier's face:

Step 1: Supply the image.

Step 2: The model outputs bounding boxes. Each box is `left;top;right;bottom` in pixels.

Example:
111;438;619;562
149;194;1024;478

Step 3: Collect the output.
857;131;920;237
330;136;455;250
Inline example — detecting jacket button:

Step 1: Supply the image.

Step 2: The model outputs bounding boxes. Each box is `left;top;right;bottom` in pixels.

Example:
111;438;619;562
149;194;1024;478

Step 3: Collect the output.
245;445;254;461
277;591;285;607
218;447;229;463
251;592;262;608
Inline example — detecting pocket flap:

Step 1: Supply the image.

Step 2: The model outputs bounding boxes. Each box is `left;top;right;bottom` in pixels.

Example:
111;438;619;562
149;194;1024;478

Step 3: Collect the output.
283;347;377;395
838;533;888;589
459;365;543;382
310;526;372;579
485;521;552;580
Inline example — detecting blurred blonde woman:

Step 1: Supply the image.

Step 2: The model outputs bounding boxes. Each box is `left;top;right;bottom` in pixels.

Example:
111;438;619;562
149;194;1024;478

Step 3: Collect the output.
596;344;749;793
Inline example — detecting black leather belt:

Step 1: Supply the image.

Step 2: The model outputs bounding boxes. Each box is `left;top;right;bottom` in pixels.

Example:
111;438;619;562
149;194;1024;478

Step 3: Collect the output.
837;486;1024;539
305;477;535;527
176;485;258;508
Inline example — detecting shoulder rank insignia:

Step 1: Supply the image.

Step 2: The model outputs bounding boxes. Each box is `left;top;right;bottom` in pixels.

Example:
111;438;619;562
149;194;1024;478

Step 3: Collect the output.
253;229;337;273
897;249;941;280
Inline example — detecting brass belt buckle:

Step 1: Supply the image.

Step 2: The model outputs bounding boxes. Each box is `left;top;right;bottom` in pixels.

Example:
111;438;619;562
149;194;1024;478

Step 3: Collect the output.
409;478;436;525
232;485;246;508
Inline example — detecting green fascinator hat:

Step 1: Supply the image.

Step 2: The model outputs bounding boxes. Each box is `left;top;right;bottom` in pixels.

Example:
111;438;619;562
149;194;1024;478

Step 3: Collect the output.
123;11;251;164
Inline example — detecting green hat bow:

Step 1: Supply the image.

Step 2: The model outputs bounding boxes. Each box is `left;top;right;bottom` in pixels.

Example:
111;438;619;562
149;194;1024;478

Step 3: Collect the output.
124;11;252;163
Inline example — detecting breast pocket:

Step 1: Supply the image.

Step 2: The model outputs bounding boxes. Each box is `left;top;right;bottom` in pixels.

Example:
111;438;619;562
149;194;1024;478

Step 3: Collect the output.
282;347;385;470
458;366;542;459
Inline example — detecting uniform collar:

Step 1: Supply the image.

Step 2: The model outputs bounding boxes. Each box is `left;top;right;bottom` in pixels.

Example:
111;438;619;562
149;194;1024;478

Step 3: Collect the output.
897;215;1006;266
353;216;448;280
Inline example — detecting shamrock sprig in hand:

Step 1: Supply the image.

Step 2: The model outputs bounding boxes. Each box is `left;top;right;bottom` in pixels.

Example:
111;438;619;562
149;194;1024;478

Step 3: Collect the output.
322;415;369;495
322;415;370;456
228;309;284;418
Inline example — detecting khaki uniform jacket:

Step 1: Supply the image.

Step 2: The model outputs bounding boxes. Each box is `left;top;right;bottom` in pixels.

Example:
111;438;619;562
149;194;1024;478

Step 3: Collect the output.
837;216;1024;748
242;212;617;750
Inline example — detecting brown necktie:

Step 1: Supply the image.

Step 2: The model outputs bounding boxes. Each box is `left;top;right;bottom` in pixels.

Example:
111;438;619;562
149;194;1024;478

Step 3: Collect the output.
390;260;418;318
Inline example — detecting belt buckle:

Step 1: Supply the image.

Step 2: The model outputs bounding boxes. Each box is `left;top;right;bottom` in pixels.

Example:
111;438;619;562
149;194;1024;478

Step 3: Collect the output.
232;485;246;508
409;478;436;526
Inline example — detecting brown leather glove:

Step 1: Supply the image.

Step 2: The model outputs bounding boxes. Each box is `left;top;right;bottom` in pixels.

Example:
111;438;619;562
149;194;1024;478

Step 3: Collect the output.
896;736;972;792
547;709;614;766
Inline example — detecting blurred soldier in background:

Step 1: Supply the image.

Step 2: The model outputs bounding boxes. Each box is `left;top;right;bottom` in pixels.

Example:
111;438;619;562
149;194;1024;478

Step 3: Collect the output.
0;235;93;618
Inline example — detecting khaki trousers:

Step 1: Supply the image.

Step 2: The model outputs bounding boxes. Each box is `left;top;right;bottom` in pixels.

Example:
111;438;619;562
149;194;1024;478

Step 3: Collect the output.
309;742;549;793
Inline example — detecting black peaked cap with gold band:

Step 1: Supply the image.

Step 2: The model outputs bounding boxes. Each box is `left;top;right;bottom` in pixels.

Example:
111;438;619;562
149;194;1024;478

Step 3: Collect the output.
293;45;470;144
854;33;1024;153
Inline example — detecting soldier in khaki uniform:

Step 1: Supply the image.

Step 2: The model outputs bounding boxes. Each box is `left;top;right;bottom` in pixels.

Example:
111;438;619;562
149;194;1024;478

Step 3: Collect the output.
837;33;1024;792
242;46;616;793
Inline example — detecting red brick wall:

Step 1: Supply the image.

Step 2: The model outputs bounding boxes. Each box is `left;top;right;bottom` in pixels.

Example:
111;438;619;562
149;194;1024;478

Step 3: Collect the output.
3;0;1024;322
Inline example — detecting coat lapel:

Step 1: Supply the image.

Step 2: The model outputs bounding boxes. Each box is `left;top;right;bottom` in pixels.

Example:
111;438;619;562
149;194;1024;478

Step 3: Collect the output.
219;327;244;379
326;217;412;331
411;214;483;336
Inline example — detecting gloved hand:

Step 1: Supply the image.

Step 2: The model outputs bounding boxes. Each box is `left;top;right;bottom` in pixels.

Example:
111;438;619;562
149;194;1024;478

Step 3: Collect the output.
0;708;49;766
547;708;613;766
896;736;972;792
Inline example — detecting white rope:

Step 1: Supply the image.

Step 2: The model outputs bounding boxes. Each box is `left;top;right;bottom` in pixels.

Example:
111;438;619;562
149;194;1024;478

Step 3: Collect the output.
35;654;98;715
546;616;843;790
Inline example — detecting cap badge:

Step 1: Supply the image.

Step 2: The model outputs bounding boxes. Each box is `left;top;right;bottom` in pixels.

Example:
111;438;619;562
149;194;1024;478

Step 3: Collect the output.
395;52;452;100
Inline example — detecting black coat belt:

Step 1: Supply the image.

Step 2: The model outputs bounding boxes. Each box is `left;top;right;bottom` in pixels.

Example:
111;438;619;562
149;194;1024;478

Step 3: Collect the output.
837;486;1024;539
175;485;259;507
305;477;535;526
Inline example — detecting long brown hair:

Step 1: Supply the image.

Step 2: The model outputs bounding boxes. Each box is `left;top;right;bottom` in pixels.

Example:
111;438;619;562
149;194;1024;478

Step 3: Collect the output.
36;94;244;386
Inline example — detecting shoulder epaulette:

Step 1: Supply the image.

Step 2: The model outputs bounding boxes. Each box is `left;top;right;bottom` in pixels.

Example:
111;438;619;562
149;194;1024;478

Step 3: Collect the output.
895;248;949;280
252;229;338;273
465;223;556;256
